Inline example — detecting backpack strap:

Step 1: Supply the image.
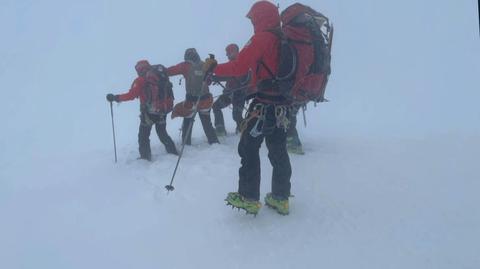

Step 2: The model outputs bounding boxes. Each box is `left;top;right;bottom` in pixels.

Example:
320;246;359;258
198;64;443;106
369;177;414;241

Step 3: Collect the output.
256;29;283;81
257;59;276;80
288;38;312;46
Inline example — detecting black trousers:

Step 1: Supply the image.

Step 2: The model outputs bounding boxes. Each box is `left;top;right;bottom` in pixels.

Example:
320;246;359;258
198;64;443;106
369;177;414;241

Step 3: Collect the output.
138;113;178;160
237;102;292;201
212;91;245;131
287;104;300;140
181;112;219;145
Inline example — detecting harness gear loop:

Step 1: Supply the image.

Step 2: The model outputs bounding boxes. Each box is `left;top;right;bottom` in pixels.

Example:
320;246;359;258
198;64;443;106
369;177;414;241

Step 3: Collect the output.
239;103;264;134
240;104;290;135
275;105;290;131
141;112;155;126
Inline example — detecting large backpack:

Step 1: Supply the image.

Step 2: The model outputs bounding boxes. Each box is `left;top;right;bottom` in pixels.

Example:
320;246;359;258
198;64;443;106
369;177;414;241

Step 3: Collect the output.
273;3;333;104
144;64;175;113
150;64;174;101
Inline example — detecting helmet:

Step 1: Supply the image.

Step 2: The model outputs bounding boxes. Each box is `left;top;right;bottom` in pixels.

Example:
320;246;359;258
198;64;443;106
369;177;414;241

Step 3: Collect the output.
184;48;200;63
135;60;151;76
225;43;239;61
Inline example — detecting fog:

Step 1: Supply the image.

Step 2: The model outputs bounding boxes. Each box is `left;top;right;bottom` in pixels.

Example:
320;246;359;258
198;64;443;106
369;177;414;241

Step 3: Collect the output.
1;1;479;268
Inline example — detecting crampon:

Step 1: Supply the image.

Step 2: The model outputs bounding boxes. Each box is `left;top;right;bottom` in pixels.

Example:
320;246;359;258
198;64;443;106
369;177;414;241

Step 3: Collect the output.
264;193;289;215
225;192;261;216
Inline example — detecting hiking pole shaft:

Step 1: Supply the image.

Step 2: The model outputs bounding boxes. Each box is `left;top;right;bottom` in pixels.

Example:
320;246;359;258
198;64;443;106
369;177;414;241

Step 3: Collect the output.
109;101;118;163
302;105;307;128
211;70;251;99
212;83;250;99
213;81;226;90
165;111;197;192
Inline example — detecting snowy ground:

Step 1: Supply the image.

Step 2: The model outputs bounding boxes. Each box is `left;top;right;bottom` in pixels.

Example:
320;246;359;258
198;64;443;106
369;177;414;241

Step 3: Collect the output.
1;119;479;268
1;0;479;268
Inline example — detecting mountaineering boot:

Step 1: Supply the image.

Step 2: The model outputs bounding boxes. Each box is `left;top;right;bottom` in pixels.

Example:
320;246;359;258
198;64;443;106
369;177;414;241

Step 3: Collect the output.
288;144;304;155
215;125;227;137
264;193;289;215
225;192;261;215
137;155;152;162
287;136;304;155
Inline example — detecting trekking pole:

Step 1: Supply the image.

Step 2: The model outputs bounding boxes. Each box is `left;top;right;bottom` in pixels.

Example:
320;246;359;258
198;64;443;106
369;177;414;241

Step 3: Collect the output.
213;81;226;91
109;101;118;163
164;107;197;192
165;54;216;192
302;104;307;128
211;70;252;99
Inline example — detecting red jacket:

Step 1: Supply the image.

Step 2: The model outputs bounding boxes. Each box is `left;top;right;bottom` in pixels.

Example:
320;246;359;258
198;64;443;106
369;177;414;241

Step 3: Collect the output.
167;61;210;97
166;62;190;78
214;32;279;86
214;2;283;104
117;77;147;102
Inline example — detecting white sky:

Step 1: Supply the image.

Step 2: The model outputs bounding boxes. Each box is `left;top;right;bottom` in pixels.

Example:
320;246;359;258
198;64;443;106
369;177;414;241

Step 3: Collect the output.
0;0;479;157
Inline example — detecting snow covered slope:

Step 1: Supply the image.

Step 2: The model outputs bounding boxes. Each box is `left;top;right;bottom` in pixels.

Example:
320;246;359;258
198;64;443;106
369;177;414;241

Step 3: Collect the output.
1;0;479;268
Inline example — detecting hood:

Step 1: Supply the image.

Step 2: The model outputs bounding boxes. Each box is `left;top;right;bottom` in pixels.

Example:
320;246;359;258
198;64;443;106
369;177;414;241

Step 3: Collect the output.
184;48;200;63
246;1;280;34
135;60;151;76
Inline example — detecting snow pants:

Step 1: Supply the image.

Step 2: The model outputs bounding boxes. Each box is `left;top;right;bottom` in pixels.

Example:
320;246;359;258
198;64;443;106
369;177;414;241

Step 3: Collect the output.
212;90;245;132
181;113;219;145
138;113;178;160
237;102;292;201
286;104;302;144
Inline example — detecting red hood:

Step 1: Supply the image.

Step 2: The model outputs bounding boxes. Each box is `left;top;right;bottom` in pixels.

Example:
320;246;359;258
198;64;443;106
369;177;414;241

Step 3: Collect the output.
135;60;151;76
246;1;280;34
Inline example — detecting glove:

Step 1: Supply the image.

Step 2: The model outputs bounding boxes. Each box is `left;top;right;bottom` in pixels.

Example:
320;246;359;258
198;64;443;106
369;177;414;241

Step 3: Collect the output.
106;93;119;102
203;57;217;73
210;75;220;83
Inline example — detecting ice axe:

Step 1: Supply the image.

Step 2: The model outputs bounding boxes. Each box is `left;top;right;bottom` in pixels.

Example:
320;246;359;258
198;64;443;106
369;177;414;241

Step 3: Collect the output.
165;54;216;192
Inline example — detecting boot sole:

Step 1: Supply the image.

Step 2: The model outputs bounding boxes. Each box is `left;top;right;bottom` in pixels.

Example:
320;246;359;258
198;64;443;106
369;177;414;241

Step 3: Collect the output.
225;201;259;217
264;202;289;215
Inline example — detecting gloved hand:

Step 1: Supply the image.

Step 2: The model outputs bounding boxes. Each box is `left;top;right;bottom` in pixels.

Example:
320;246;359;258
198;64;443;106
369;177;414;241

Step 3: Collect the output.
106;93;119;102
210;75;220;83
203;57;218;73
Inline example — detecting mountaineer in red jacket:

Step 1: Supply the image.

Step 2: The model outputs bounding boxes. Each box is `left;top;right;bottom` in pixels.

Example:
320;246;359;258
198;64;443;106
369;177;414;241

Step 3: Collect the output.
167;48;219;145
211;43;248;136
205;1;292;215
106;60;178;161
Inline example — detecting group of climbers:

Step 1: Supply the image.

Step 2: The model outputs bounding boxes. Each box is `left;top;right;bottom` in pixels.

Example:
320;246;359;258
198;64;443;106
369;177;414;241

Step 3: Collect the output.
106;48;228;159
106;1;333;216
